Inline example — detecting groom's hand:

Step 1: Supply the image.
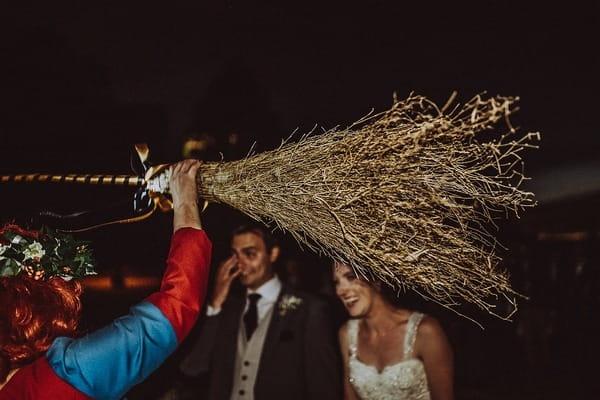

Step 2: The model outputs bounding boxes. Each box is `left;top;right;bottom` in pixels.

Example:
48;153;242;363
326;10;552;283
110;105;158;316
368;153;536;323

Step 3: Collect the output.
209;254;241;309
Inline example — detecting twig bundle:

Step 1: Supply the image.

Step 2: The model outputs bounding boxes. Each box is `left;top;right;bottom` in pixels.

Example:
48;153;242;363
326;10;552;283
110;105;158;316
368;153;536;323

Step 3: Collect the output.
195;93;539;319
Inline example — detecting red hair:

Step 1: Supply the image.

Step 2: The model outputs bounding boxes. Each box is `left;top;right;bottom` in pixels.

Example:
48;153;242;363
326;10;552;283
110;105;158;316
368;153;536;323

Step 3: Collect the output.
0;223;83;382
0;271;82;382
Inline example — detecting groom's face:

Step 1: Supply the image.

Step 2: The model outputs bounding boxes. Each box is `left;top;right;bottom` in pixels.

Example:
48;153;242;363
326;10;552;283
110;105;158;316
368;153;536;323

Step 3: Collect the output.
231;232;280;291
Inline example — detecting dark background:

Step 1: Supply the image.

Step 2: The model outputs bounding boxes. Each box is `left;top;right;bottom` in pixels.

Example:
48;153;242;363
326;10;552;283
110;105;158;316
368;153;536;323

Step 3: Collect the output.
0;1;598;399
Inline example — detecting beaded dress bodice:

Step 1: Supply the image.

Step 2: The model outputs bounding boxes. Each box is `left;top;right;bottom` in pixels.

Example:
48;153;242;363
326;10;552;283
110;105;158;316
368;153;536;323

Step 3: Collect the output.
347;312;431;400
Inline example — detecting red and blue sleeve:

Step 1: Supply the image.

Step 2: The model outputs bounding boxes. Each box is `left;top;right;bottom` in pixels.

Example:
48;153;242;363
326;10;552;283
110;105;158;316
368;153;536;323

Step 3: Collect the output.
45;228;211;400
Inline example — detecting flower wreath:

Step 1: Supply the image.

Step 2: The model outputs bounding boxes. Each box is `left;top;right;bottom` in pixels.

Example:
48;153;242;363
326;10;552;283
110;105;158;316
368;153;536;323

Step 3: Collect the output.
0;225;96;281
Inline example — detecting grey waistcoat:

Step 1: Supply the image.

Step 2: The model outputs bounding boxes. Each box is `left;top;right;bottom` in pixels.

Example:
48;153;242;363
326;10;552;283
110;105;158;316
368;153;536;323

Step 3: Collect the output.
229;305;275;400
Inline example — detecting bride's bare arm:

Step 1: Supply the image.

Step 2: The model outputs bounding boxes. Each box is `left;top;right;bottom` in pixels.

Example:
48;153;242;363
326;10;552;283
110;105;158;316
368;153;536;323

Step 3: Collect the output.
415;316;454;400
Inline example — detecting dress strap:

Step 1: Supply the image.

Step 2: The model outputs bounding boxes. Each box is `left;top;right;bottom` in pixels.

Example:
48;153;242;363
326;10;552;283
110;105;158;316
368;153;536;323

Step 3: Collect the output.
347;319;359;359
402;312;424;360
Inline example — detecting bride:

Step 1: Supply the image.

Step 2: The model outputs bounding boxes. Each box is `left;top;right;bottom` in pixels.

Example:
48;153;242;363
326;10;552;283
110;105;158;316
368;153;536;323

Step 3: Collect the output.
333;261;454;400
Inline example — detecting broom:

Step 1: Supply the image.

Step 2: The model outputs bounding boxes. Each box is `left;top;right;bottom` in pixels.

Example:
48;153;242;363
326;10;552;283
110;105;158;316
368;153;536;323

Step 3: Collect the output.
165;92;538;320
3;92;538;319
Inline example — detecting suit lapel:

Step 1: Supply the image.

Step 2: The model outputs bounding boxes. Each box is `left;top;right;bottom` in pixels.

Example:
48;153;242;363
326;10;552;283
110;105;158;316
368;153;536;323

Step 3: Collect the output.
259;284;295;366
218;293;245;377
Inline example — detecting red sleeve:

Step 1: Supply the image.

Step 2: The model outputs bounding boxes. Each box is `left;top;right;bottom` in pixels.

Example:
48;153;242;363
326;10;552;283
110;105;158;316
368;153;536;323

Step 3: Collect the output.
145;227;212;343
0;357;93;399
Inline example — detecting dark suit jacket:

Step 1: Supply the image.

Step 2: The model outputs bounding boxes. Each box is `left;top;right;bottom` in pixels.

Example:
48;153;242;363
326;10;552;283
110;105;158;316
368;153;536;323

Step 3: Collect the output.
180;283;342;400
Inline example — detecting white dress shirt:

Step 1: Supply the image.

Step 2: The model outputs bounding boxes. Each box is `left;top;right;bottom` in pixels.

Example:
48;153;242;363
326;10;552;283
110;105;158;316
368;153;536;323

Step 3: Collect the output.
207;276;282;320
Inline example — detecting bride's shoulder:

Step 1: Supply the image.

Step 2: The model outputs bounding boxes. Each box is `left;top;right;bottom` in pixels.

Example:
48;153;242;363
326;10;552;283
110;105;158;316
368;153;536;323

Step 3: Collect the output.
415;314;446;341
413;314;452;358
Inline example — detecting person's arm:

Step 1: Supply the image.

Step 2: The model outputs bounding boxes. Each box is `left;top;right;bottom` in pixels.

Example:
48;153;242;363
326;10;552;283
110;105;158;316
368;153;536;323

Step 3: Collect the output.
415;316;454;400
46;160;212;400
170;159;203;233
146;160;208;342
338;323;360;400
304;299;343;400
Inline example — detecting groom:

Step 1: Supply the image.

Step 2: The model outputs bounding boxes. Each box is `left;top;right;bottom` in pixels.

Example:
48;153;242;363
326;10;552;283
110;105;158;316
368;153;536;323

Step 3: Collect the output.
179;223;341;400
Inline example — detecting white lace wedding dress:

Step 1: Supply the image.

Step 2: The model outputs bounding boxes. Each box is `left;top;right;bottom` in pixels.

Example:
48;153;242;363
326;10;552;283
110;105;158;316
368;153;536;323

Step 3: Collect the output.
347;312;431;400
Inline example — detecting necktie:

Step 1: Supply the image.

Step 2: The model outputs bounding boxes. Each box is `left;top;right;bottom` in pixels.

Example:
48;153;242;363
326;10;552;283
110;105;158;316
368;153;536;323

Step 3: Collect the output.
244;293;261;340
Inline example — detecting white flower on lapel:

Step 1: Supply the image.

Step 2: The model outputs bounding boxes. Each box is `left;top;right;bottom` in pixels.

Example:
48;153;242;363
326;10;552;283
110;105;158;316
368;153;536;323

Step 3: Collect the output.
277;294;303;316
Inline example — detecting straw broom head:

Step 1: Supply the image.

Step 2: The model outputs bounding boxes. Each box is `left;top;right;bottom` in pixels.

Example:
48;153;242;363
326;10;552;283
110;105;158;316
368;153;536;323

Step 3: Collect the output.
193;92;539;319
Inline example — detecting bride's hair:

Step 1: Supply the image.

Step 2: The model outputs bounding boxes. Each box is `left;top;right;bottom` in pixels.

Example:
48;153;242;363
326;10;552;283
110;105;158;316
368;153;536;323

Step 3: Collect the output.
0;272;82;382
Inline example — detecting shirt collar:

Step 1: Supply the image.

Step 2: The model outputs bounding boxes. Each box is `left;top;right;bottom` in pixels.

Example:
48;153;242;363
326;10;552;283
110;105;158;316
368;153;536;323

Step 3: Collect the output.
247;275;282;303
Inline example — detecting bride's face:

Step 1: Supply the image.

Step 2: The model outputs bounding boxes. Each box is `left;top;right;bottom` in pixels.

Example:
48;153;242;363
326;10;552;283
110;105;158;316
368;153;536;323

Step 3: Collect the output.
332;262;377;317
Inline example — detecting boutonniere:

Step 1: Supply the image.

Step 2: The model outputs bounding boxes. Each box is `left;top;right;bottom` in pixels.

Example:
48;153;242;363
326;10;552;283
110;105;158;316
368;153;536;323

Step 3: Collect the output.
277;294;303;316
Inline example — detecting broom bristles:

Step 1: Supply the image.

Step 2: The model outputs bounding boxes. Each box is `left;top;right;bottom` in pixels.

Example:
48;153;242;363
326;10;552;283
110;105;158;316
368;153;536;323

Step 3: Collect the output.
194;93;539;320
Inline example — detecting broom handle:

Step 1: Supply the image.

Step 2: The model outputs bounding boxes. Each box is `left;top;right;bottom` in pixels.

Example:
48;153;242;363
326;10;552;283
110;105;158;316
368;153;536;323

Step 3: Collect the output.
0;173;144;187
1;163;220;198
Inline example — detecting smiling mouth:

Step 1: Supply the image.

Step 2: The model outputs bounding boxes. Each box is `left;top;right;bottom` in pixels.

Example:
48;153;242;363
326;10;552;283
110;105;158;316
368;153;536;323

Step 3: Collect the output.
342;297;359;308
